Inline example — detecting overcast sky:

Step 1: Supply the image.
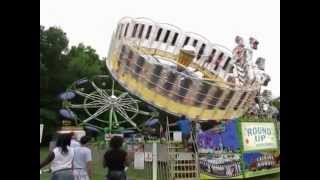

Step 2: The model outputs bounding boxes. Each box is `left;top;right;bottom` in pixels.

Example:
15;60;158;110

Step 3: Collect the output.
40;0;279;97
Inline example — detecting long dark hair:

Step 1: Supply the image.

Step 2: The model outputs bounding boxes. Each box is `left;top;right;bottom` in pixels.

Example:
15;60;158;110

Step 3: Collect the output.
56;133;71;154
109;136;124;150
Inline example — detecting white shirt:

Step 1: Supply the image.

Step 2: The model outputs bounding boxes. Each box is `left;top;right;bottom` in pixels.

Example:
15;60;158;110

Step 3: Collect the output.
51;146;74;172
73;146;92;170
71;139;81;148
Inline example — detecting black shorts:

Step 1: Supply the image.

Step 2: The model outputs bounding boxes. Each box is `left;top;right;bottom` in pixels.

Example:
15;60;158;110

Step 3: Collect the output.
107;171;127;180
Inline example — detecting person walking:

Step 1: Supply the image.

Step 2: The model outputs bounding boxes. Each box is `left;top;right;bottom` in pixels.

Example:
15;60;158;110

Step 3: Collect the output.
103;136;130;180
73;136;93;180
40;133;75;180
70;132;81;148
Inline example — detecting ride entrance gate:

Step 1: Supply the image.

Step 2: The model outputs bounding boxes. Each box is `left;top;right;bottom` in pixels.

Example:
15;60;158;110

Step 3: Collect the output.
127;142;171;180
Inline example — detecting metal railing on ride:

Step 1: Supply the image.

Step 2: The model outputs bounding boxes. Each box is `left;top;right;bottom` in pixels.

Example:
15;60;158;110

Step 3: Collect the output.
166;117;200;180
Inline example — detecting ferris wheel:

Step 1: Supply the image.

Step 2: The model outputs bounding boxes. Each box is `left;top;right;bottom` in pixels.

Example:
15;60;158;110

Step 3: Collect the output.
59;75;158;134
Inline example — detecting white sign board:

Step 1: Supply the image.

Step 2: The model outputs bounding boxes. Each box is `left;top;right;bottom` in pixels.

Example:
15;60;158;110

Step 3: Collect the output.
173;131;182;142
175;152;194;160
134;152;145;169
40;124;44;143
241;122;278;151
144;152;153;162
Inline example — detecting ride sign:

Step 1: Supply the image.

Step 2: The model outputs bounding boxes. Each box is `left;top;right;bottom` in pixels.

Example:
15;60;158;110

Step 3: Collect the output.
144;152;153;162
134;152;145;169
241;122;278;151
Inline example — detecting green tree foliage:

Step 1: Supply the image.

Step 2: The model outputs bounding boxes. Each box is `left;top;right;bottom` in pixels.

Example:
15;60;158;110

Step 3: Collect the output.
40;25;105;145
66;43;104;81
40;108;59;143
40;25;69;93
272;97;280;110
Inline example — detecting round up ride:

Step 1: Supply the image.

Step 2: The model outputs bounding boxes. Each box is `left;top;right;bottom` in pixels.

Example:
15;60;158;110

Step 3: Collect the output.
106;17;269;121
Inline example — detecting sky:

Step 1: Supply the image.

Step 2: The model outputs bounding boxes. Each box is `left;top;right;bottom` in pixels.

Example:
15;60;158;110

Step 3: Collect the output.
40;0;279;97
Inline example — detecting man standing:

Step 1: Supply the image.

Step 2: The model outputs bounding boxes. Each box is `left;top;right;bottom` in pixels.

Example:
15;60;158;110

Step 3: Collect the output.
169;115;192;150
73;136;93;180
70;132;81;148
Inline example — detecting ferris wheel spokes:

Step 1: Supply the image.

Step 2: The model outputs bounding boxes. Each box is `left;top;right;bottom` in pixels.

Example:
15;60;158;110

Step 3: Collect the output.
119;105;140;114
119;99;141;106
91;81;111;99
84;122;105;131
74;90;103;101
63;75;157;133
114;105;139;130
117;92;130;100
82;104;111;123
68;100;106;109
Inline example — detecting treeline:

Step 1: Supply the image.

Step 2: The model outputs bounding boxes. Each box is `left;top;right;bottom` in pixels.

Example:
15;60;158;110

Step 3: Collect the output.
40;25;107;144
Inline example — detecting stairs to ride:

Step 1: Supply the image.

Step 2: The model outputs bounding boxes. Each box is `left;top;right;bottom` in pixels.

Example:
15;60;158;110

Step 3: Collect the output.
166;119;200;180
168;143;185;151
169;151;199;180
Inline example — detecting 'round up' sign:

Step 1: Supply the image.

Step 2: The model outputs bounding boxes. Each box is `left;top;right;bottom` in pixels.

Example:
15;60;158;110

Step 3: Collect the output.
241;122;278;151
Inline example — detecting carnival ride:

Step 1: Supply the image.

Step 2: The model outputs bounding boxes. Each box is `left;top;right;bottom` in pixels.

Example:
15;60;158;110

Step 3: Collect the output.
106;17;270;121
54;17;278;179
103;17;278;180
59;75;158;134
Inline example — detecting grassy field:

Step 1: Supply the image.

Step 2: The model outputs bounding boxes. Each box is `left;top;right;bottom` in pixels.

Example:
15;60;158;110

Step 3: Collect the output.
40;146;279;180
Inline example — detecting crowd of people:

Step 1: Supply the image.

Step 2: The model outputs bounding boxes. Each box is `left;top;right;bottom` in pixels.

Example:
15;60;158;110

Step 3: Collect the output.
40;133;129;180
40;115;196;180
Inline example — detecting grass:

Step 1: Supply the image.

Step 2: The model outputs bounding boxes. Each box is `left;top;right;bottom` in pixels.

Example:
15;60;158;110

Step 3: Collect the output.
40;146;279;180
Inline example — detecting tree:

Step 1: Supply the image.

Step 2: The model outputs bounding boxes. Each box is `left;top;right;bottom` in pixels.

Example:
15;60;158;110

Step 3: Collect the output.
66;43;105;81
40;26;69;94
40;108;60;144
272;97;280;110
40;25;70;145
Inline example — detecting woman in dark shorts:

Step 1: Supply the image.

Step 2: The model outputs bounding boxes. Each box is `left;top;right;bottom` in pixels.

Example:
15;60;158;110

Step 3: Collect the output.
103;136;130;180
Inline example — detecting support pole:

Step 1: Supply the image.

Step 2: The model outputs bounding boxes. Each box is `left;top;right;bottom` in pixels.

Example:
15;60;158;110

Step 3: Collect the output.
113;111;119;127
109;107;113;134
152;142;157;180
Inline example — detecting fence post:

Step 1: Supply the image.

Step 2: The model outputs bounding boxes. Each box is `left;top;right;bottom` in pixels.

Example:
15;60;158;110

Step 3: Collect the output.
152;142;157;180
40;124;44;144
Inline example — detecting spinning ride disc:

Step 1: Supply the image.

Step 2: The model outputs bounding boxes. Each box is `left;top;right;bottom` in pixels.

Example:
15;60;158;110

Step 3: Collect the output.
61;75;158;133
106;17;270;121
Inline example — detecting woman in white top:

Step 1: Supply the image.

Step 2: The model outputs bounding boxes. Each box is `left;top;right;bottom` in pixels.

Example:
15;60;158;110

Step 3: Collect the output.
73;136;92;180
40;133;75;180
